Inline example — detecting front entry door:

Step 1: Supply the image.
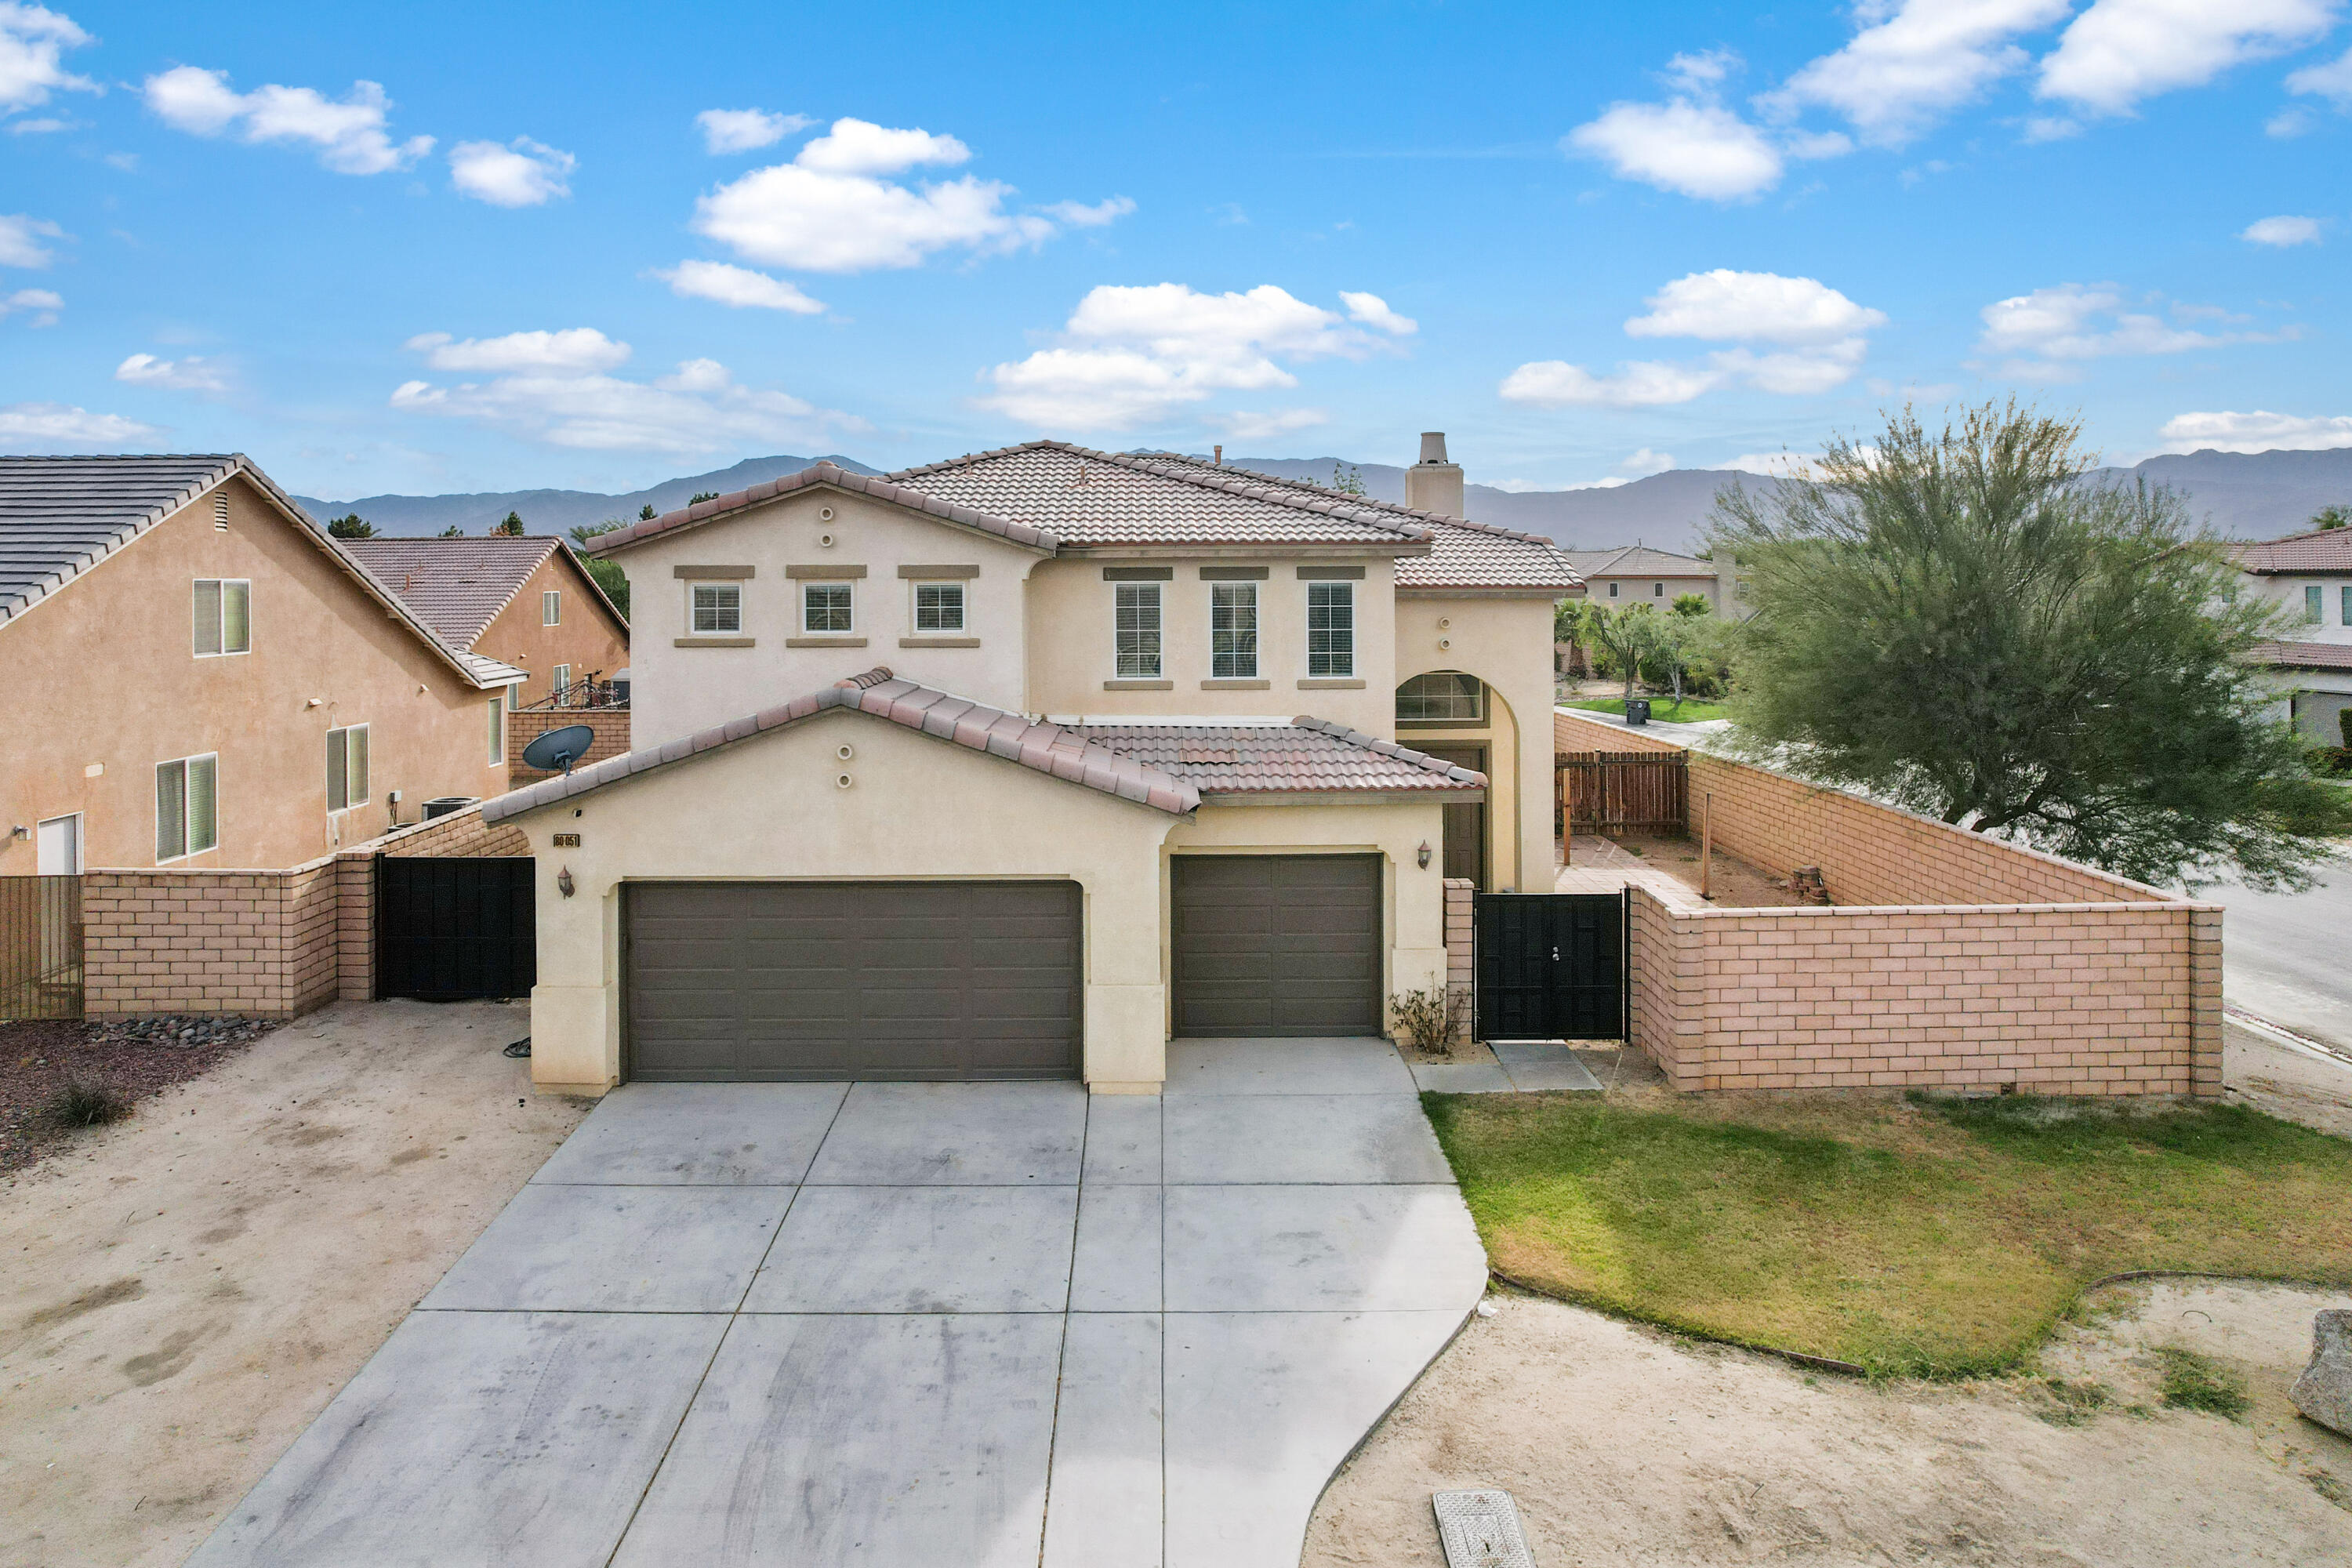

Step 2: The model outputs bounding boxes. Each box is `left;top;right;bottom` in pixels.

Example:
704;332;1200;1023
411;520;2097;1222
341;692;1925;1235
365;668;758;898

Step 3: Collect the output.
1473;891;1626;1041
1417;744;1487;889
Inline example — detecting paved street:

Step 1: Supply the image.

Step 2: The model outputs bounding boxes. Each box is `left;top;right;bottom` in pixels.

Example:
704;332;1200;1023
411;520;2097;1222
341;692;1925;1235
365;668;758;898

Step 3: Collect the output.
2205;855;2352;1051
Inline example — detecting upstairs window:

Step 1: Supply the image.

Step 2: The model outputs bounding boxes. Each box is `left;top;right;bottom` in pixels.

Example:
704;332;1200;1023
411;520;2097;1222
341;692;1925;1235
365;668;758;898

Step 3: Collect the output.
1210;581;1258;678
690;583;741;633
326;724;370;811
2342;585;2350;626
156;753;220;861
543;590;561;626
2307;585;2325;623
1653;581;1664;596
1307;582;1355;677
913;582;965;633
1396;671;1485;725
193;579;252;655
1115;583;1161;677
803;583;855;633
1606;581;1620;598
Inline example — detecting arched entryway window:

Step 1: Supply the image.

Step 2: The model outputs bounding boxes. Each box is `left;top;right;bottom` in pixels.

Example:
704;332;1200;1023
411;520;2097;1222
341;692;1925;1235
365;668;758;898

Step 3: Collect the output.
1396;671;1495;887
1395;670;1485;726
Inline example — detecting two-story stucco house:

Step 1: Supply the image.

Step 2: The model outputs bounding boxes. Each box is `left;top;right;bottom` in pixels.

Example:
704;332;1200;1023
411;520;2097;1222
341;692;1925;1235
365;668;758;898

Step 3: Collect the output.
2227;527;2352;743
484;437;1576;1096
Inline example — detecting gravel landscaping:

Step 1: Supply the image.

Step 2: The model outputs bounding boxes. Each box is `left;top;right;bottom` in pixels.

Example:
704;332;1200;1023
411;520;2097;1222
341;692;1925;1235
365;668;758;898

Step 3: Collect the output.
1;1015;278;1176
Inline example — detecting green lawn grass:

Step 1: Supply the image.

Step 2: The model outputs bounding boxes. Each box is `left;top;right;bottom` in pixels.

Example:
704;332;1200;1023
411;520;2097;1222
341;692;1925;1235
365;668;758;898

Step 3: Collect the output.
1425;1091;2352;1377
1560;695;1729;724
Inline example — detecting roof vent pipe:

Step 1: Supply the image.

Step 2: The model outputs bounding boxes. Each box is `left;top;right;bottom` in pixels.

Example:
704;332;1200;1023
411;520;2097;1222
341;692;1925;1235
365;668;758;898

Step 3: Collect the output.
1213;445;1223;466
1404;431;1465;520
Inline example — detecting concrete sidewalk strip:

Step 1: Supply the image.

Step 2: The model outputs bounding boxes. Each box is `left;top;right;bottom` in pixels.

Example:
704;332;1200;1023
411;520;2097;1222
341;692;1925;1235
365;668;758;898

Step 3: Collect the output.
1409;1058;1516;1093
745;1185;1080;1313
802;1080;1088;1185
1163;1038;1420;1097
421;1184;791;1314
1069;1183;1163;1312
1490;1040;1606;1092
610;1312;1063;1568
1163;1093;1454;1185
1163;1185;1490;1312
1042;1312;1166;1568
185;1311;727;1568
529;1081;847;1185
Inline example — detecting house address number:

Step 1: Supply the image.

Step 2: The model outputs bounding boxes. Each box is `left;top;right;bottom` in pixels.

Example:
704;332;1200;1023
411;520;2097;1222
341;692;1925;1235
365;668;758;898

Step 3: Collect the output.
553;833;582;848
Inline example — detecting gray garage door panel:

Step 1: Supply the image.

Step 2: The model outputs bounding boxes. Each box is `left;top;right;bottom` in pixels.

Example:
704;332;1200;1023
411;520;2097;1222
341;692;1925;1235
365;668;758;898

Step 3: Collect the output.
1171;855;1382;1037
626;881;1082;1081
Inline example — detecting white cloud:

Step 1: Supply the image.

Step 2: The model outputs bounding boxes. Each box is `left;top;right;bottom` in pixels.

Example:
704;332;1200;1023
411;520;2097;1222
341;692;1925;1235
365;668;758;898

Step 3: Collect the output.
793;118;969;175
2286;44;2352;104
390;332;858;455
1718;450;1833;476
142;65;432;174
2242;214;2322;245
114;351;227;390
658;259;824;314
2037;0;2337;115
1210;408;1330;443
0;2;95;114
0;211;63;267
448;137;573;206
1042;195;1137;227
1973;283;2286;376
2023;114;2085;140
1340;291;1417;336
1566;97;1784;201
1626;269;1886;344
979;283;1398;430
403;328;631;374
1764;0;2072;146
7;114;67;132
0;285;60;324
1617;446;1676;477
2158;408;2352;452
695;107;810;154
1501;358;1727;408
0;400;160;447
2267;105;2320;135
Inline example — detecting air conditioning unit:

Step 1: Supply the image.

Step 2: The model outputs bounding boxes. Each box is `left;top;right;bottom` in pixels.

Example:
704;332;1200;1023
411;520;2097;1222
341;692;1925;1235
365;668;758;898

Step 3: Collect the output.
422;796;479;820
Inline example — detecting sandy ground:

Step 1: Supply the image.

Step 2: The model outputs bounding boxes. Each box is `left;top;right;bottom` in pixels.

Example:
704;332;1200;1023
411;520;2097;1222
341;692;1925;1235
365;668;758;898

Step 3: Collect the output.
2226;1021;2352;1140
0;1000;590;1568
1308;1279;2352;1567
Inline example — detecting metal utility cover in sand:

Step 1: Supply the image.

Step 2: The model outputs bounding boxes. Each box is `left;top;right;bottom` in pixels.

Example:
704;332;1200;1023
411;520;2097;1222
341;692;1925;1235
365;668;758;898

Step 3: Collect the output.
1433;1488;1537;1568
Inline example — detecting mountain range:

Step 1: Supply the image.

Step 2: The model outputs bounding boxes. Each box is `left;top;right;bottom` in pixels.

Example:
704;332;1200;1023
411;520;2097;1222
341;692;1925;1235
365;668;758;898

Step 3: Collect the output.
296;446;2352;554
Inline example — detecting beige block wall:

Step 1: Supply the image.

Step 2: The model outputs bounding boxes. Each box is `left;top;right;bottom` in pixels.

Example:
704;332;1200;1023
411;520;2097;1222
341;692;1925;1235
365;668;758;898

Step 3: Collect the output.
1443;877;1474;1042
1399;594;1559;891
509;708;632;779
1555;706;1684;757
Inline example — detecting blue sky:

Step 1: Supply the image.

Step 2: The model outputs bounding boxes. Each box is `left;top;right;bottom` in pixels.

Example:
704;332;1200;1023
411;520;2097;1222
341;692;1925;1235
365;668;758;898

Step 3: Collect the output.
3;0;2349;499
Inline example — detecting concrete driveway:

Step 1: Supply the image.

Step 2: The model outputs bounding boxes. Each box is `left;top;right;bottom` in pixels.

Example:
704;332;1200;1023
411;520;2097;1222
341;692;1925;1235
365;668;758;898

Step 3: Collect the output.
186;1039;1487;1568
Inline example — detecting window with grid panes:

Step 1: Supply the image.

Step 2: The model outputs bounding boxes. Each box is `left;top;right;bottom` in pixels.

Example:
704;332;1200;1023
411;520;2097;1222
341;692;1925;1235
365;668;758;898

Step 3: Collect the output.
1210;581;1258;678
803;583;854;633
913;582;964;632
1115;583;1160;677
1307;582;1354;677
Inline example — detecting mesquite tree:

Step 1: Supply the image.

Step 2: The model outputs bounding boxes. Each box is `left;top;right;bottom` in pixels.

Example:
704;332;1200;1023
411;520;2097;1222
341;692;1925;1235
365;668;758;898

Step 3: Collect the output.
1709;402;2352;890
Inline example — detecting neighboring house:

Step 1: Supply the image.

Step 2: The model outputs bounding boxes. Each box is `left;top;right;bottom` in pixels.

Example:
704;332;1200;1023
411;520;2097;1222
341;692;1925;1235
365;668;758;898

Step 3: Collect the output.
1;455;525;873
484;436;1576;1095
2227;528;2352;743
1560;544;1743;612
342;535;630;709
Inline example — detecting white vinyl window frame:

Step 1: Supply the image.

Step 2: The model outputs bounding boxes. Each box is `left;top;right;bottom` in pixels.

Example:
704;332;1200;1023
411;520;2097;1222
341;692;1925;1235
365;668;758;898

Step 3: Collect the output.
543;589;561;626
911;580;965;633
552;663;572;695
802;582;855;634
35;812;83;876
1210;581;1258;679
1306;581;1355;678
689;582;742;634
1606;581;1620;598
192;579;252;657
1114;582;1162;677
325;724;371;811
155;753;220;862
2307;584;2325;623
488;691;509;765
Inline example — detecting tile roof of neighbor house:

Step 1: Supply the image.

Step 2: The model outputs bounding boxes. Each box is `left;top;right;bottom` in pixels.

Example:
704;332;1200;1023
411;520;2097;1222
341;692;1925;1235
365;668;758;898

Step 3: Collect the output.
1561;545;1718;579
339;535;626;648
2250;639;2352;670
0;453;518;689
2227;529;2352;574
482;668;1491;823
583;462;1062;558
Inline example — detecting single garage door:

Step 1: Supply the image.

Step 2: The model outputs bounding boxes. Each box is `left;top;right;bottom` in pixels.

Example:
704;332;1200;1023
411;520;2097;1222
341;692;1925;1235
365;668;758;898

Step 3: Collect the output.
625;880;1082;1081
1171;855;1382;1036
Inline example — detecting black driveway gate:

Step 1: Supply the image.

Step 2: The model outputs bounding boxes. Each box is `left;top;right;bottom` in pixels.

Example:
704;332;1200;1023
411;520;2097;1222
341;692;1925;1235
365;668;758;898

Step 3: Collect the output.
376;855;536;1000
1473;890;1628;1042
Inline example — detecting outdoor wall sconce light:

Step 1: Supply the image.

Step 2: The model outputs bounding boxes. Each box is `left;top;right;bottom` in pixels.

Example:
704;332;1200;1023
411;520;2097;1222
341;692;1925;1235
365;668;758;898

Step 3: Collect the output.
9;825;27;841
557;866;575;898
1417;840;1432;869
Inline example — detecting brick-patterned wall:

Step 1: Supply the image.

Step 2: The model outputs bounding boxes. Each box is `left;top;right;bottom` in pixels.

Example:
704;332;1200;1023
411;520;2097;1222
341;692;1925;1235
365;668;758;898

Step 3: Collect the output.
507;708;630;781
1555;707;1683;756
374;804;531;859
1443;877;1474;1044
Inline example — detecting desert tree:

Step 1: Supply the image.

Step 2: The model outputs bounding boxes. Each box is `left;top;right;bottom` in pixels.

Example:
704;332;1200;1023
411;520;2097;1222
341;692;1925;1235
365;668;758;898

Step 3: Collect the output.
325;513;376;539
568;521;632;619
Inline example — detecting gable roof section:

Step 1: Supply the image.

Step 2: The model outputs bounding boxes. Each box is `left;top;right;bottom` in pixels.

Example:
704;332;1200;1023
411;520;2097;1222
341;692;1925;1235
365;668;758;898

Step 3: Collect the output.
1069;717;1485;799
1561;545;1716;579
0;452;517;689
341;535;629;648
2227;529;2352;575
583;462;1061;558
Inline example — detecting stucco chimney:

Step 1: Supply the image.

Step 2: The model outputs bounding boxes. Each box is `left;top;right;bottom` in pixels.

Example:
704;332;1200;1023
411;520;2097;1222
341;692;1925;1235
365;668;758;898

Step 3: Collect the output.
1404;431;1465;519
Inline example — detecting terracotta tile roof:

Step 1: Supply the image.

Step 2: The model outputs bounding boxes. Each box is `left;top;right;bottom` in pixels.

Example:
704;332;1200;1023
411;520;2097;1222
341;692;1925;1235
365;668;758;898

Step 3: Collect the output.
583;462;1059;558
1561;545;1716;578
889;442;1436;550
2227;529;2352;574
341;535;562;648
1069;717;1486;798
2250;638;2352;670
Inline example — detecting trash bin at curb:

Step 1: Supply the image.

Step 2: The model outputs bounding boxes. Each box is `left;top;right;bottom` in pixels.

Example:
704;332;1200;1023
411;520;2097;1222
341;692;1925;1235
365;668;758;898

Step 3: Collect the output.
1624;699;1651;726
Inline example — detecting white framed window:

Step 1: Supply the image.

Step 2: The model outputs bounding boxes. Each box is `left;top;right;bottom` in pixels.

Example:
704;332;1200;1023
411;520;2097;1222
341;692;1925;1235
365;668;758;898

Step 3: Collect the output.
488;691;507;764
552;663;572;695
1115;583;1161;677
326;724;371;811
690;582;741;633
913;581;965;633
2307;585;2325;623
1606;581;1619;598
2342;585;2351;626
543;589;561;626
1396;672;1486;724
36;813;82;876
803;582;854;633
1653;581;1664;597
1210;581;1258;678
1307;582;1354;678
192;579;252;656
155;753;219;862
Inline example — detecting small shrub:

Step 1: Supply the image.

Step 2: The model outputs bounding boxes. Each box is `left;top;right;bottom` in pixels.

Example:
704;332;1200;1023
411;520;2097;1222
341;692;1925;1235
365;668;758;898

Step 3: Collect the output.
1389;984;1467;1055
2152;1346;2250;1421
2034;1377;2111;1427
48;1080;129;1128
2307;1469;2352;1512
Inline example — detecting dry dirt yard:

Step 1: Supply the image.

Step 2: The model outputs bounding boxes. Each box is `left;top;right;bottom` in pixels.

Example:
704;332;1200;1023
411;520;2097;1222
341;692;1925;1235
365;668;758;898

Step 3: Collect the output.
1308;1279;2352;1567
0;1000;590;1568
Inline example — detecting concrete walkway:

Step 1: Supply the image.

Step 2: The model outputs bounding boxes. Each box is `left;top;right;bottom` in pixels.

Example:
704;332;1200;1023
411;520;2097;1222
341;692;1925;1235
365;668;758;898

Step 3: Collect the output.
187;1040;1488;1568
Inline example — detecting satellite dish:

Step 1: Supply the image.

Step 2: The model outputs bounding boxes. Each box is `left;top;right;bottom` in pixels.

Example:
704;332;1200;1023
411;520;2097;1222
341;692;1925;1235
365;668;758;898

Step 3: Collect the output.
522;724;596;776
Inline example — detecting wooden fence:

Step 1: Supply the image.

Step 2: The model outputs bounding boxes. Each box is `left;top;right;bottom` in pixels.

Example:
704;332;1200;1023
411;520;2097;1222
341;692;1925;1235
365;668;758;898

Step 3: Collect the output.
1556;750;1689;835
0;874;83;1020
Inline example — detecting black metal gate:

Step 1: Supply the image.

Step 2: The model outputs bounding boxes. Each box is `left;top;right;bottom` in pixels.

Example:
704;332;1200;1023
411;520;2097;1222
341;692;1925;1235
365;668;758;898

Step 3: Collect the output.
376;856;536;1000
1473;890;1628;1042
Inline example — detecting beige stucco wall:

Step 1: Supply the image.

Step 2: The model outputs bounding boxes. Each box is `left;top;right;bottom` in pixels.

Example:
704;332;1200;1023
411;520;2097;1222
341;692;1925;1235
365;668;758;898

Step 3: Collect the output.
0;473;512;872
1590;571;1719;608
474;546;630;708
1396;593;1559;892
611;488;1047;746
1024;556;1399;732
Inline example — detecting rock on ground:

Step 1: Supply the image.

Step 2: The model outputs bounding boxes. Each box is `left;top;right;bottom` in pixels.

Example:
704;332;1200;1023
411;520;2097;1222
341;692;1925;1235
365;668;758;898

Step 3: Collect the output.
2294;1310;2352;1438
